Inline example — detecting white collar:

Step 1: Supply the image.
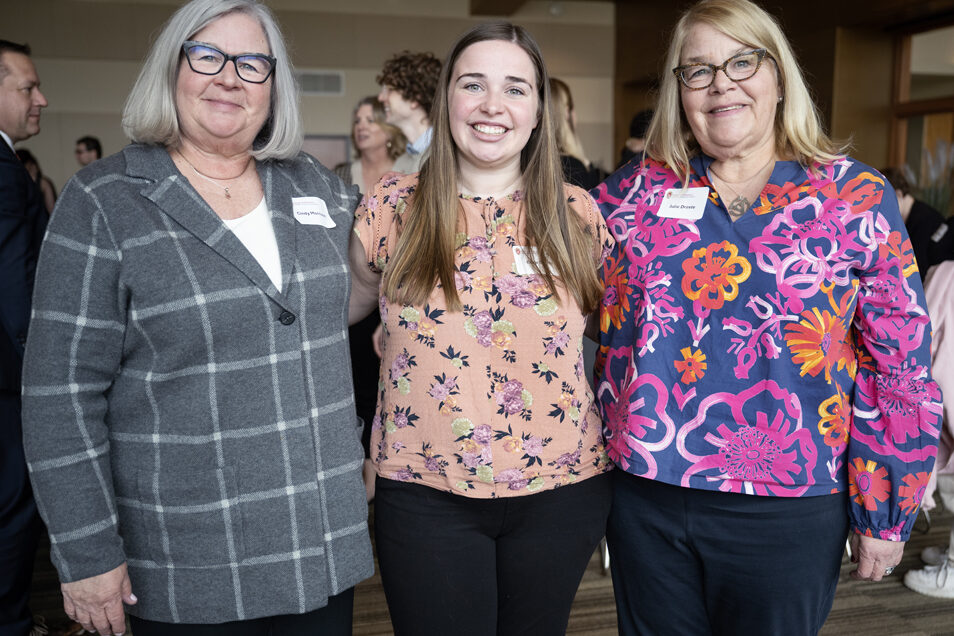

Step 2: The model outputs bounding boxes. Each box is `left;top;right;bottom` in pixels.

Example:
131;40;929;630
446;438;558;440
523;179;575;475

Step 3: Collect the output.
0;130;14;153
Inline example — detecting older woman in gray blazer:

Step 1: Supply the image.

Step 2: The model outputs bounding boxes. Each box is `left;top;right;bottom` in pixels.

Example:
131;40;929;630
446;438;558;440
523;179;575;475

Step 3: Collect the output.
20;1;371;635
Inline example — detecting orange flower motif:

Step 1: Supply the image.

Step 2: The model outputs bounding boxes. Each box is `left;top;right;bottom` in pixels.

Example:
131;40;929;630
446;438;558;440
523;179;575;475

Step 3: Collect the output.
784;307;852;383
601;255;632;332
496;222;516;237
879;230;917;279
491;331;513;350
502;436;522;453
673;347;707;383
681;241;751;310
848;458;890;511
898;471;930;515
472;276;492;293
817;386;850;448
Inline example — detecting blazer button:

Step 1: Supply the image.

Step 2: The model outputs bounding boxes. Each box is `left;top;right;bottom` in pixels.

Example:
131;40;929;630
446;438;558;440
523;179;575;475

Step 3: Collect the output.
17;332;27;345
278;310;296;326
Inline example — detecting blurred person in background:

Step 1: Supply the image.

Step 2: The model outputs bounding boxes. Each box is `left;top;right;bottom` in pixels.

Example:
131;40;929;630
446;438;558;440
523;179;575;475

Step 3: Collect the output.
550;76;602;190
16;148;56;214
882;167;953;278
74;135;101;167
376;50;441;171
334;95;411;195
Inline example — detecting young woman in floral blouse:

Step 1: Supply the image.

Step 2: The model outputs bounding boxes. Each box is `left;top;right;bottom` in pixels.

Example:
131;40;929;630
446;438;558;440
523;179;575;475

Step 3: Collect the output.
349;21;613;636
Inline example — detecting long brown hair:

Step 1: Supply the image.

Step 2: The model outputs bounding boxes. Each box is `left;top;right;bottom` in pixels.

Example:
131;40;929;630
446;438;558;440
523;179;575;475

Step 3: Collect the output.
382;22;604;314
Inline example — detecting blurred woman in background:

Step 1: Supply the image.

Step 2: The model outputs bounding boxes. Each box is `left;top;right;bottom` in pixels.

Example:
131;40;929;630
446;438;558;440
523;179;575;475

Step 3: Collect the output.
549;77;602;190
335;96;411;195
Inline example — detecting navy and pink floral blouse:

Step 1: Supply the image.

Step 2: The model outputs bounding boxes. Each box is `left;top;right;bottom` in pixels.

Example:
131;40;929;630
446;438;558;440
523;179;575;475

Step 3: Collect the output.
594;154;942;540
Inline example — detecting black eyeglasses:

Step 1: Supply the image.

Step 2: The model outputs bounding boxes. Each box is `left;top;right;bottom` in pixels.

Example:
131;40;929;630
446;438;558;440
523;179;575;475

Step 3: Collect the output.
672;49;768;90
181;41;276;84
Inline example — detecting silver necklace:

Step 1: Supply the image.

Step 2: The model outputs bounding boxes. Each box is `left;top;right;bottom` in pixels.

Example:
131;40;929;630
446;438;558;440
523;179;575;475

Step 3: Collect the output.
176;150;251;199
708;157;775;220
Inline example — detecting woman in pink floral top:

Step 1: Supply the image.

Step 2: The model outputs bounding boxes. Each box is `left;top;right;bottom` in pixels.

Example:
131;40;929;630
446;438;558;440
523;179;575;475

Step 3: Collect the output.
349;21;613;636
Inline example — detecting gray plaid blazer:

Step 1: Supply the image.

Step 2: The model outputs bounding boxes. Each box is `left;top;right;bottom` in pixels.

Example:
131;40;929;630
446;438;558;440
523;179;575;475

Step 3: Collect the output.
21;144;373;624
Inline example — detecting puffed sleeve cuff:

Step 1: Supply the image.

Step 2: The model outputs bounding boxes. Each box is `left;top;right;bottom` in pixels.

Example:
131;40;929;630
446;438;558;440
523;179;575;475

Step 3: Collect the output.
847;368;942;542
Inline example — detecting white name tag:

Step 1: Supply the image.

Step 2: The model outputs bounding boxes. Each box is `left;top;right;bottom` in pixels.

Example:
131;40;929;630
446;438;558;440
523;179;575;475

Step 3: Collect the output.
292;197;335;227
657;187;709;220
512;245;538;275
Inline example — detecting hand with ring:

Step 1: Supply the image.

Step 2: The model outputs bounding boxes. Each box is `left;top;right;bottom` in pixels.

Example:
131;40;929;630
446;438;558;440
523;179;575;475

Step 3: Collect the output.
849;533;904;582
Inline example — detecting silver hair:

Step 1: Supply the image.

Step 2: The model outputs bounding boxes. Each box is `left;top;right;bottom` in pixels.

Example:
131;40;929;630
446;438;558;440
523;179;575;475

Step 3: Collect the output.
122;0;302;160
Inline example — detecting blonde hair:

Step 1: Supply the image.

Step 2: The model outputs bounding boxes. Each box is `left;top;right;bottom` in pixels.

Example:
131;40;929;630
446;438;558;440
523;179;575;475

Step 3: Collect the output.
382;22;604;314
549;77;590;168
350;96;407;161
646;0;844;179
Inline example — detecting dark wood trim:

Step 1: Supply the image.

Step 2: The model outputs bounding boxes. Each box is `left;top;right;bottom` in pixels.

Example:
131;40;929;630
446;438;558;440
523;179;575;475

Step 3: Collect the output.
469;0;528;16
889;34;911;166
895;96;954;118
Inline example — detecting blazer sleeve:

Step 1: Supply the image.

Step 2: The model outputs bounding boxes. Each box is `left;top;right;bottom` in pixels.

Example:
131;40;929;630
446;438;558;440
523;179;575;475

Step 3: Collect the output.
21;175;128;582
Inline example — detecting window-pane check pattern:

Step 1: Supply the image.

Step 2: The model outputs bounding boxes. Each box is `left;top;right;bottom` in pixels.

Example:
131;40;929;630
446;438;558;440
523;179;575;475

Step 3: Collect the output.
22;144;373;624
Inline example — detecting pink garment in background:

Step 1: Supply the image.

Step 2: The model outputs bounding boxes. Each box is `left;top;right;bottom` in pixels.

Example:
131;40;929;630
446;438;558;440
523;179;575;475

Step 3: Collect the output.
922;260;954;508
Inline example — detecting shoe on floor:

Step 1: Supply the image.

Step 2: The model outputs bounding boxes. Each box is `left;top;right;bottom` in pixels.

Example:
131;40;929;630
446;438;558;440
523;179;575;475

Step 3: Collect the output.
922;544;950;566
904;560;954;599
28;616;49;636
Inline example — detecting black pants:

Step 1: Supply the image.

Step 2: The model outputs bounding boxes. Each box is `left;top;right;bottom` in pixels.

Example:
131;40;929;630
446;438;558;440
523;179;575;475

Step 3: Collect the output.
374;472;612;636
128;588;354;636
0;391;41;636
607;471;848;636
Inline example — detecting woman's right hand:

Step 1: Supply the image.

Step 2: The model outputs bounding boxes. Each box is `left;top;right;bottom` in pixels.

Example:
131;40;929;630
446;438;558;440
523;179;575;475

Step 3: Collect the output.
61;562;137;635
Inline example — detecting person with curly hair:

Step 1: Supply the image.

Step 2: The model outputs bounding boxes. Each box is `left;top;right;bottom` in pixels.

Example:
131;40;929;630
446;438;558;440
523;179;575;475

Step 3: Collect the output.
376;50;441;171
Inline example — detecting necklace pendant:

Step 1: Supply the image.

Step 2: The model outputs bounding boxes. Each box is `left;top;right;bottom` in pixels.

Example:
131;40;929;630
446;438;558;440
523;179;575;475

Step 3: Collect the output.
224;187;231;199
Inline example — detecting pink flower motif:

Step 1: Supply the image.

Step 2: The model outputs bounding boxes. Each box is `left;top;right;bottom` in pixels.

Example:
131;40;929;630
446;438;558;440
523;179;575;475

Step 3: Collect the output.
522;436;544;457
429;382;450;401
878;523;905;542
854;362;942;449
455;270;472;290
495;468;528;490
597;347;676;477
719;426;781;481
476;331;492;348
749;197;870;313
497;274;528;295
472;311;493;330
511;291;536;308
473;424;493;445
679;380;816;496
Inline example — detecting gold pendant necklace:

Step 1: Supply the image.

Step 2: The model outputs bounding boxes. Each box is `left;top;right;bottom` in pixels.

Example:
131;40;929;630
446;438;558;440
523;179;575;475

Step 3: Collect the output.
176;150;251;199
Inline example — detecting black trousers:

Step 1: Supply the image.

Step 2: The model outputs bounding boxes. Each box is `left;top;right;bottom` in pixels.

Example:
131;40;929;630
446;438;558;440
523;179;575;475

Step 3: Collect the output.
128;588;354;636
0;391;41;636
374;472;612;636
607;471;848;636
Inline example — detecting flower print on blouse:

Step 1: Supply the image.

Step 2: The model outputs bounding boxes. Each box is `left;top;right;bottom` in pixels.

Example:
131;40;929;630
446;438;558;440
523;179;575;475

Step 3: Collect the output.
355;174;615;498
593;154;942;540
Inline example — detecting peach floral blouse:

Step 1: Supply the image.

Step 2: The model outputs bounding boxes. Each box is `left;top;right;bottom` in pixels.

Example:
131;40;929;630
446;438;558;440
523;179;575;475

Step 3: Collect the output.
354;173;614;498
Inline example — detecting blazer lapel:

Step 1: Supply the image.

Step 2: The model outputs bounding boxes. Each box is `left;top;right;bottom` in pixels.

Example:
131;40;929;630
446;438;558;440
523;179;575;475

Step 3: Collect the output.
259;161;298;297
124;144;291;308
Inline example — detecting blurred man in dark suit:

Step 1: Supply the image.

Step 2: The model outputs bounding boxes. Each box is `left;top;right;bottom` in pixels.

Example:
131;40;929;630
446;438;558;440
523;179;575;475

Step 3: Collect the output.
0;39;48;636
